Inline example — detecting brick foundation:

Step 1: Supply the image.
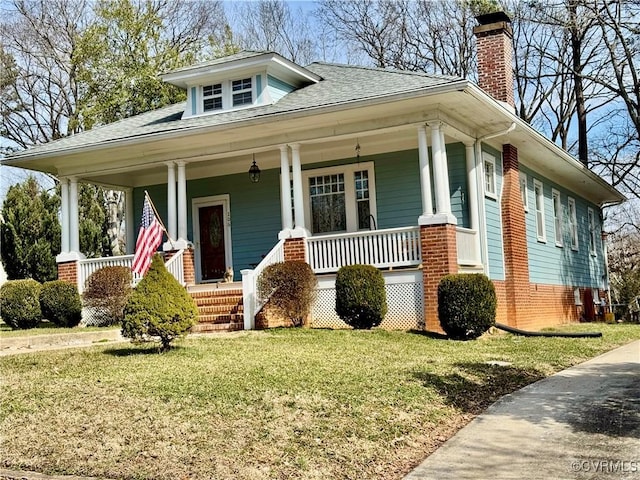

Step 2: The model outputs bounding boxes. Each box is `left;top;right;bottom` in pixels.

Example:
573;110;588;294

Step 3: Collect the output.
182;248;195;285
57;261;78;286
283;237;306;262
421;224;458;332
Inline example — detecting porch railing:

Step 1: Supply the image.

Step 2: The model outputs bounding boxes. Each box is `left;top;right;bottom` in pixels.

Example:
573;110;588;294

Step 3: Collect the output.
241;239;286;330
306;226;422;274
77;250;185;293
456;227;481;266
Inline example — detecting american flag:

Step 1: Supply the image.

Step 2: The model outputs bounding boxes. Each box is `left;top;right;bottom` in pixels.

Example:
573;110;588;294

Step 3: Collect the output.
131;194;164;275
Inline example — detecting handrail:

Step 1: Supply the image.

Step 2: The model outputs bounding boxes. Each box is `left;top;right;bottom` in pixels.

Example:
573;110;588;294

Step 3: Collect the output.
165;249;185;286
241;239;286;330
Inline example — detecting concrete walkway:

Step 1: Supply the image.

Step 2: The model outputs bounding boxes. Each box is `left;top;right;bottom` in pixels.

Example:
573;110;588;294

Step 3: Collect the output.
0;329;126;356
404;340;640;480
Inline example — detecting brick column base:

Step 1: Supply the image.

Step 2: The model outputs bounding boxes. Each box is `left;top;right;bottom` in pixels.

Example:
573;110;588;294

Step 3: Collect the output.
420;224;458;333
283;238;306;262
58;261;79;287
165;248;196;285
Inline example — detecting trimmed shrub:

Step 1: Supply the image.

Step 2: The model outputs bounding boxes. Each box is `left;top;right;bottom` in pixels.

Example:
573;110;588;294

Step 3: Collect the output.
122;254;197;351
83;266;132;326
0;279;42;329
335;264;387;329
40;280;83;327
438;273;497;340
257;261;317;327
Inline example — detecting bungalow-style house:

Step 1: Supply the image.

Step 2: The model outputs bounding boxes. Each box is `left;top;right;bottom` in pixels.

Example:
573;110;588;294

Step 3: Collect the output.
2;13;624;333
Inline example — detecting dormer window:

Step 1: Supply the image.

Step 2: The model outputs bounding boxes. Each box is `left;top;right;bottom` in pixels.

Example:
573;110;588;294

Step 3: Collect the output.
232;78;253;106
203;83;222;112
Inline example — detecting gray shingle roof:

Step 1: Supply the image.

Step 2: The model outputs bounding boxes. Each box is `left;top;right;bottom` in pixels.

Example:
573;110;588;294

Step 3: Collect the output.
6;62;463;159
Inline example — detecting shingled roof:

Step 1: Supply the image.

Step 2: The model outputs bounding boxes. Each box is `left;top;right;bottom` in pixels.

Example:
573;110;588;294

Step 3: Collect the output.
6;62;463;159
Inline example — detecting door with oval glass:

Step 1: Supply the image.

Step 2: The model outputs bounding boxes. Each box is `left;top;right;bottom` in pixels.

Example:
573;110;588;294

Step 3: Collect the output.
193;196;232;283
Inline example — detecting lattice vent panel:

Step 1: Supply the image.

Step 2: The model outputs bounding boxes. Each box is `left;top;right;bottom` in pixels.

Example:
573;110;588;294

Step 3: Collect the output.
311;279;424;330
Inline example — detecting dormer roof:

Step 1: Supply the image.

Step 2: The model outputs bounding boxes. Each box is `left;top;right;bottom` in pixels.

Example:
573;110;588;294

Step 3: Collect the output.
160;50;322;90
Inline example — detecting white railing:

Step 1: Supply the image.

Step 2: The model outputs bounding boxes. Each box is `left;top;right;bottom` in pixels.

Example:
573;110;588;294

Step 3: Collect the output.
165;249;185;286
77;251;185;293
306;226;422;274
241;239;286;330
456;227;481;266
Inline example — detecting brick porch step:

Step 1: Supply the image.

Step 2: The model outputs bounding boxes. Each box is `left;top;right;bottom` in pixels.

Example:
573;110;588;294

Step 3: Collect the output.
188;285;244;333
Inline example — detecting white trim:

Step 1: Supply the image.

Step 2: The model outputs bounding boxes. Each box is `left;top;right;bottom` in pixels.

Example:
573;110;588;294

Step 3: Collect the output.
192;194;233;283
519;172;529;212
552;188;563;247
482;152;497;199
568;196;579;251
587;207;597;257
302;161;377;234
533;178;546;243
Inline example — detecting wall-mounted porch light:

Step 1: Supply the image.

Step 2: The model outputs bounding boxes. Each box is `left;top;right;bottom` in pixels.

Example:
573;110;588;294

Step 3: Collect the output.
249;154;261;183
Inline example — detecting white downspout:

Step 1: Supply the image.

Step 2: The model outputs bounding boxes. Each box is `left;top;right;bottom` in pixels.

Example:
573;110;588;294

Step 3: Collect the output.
474;122;517;276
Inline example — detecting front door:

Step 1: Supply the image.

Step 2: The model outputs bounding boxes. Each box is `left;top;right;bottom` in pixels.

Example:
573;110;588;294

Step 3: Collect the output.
193;196;232;283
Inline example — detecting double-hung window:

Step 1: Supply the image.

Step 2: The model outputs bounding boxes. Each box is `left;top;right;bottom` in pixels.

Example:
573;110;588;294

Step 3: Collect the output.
552;189;562;247
304;163;376;234
232;78;253;106
534;179;546;242
588;207;597;256
483;152;497;198
202;83;223;112
568;197;578;250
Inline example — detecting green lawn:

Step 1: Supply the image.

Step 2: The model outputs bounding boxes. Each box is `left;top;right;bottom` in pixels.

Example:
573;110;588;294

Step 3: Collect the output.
0;321;119;338
1;323;638;480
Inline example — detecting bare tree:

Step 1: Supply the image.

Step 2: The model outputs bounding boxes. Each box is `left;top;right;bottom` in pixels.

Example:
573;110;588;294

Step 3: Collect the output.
228;0;317;65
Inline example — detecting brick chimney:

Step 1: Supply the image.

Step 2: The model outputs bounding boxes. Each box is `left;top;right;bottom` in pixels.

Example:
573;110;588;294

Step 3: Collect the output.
473;11;515;110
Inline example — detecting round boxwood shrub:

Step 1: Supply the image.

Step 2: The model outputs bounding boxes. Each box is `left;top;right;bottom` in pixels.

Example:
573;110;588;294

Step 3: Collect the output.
257;260;318;327
438;273;497;340
122;254;197;352
0;279;42;329
83;266;133;326
40;280;83;327
335;264;387;329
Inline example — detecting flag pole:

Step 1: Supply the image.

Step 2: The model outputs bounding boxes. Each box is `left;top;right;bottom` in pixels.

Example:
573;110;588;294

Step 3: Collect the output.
144;191;175;249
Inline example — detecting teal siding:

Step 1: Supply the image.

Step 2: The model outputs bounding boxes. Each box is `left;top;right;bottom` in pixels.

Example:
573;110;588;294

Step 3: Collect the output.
190;87;196;115
447;143;470;228
134;170;282;279
256;74;263;103
521;165;604;288
133;145;473;280
267;75;295;102
482;145;505;281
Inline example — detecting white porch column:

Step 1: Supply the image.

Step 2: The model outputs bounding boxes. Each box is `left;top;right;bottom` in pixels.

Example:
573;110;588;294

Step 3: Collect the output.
125;188;134;254
421;122;456;226
290;143;308;236
69;177;80;253
164;162;178;250
279;145;293;234
465;143;479;231
60;177;70;253
176;161;189;247
417;125;433;219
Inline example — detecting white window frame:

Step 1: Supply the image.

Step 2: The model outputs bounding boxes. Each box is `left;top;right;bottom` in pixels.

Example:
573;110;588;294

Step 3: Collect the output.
552;189;563;247
568;197;578;250
534;179;546;243
302;162;377;234
483;152;497;199
202;83;223;112
588;207;597;256
195;76;256;115
519;172;529;211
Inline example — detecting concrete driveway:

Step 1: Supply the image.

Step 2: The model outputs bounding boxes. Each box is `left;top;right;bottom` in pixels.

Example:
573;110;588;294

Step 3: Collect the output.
404;340;640;480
